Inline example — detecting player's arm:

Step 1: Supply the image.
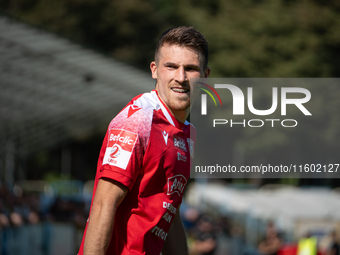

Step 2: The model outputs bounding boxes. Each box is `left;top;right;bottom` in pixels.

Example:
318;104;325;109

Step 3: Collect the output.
83;177;128;255
162;206;188;255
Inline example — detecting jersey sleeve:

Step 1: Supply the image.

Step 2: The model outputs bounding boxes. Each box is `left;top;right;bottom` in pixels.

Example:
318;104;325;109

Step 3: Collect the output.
96;105;152;191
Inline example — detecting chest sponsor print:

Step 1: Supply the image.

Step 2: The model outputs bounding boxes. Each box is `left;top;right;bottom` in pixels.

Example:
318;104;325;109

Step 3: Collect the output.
102;129;138;170
177;152;187;162
167;175;187;196
173;135;187;152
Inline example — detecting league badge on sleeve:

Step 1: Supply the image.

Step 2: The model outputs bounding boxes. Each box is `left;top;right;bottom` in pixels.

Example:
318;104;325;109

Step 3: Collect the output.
103;129;138;170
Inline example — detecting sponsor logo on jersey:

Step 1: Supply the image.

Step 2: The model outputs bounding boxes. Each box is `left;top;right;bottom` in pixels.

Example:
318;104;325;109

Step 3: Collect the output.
109;133;135;145
151;226;168;241
162;212;172;223
177;152;187;162
187;138;194;158
173;136;187;152
163;202;177;214
162;130;169;146
167;175;187;196
103;129;138;170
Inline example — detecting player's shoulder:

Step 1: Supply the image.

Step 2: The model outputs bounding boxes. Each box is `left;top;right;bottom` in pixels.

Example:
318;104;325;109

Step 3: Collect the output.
130;90;161;114
108;91;161;134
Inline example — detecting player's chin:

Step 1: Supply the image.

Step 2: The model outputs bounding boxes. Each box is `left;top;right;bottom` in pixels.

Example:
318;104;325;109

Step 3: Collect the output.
174;92;190;100
172;101;190;111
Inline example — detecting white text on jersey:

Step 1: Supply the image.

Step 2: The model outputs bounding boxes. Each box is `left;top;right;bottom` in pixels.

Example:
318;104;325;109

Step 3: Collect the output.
110;134;134;145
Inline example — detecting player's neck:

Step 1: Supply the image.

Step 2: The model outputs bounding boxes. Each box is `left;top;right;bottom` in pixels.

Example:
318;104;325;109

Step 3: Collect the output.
170;109;188;123
154;90;188;123
160;99;188;123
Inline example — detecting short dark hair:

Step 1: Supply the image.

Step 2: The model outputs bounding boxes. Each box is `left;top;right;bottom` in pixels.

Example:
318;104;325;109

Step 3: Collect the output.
155;26;209;69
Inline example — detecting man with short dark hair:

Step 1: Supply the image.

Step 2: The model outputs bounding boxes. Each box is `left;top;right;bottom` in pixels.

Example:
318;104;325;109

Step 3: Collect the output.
78;26;210;255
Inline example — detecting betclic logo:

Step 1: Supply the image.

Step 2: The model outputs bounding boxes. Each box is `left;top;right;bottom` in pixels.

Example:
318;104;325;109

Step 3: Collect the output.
103;129;138;169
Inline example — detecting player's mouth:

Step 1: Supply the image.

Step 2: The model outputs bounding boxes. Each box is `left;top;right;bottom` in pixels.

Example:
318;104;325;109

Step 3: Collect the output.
171;87;189;93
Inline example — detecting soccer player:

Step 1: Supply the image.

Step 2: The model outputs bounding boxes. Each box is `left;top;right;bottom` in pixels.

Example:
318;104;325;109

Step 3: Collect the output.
78;26;210;255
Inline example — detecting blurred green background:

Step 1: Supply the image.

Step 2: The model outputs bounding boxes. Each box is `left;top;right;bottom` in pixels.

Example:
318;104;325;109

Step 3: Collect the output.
2;0;340;77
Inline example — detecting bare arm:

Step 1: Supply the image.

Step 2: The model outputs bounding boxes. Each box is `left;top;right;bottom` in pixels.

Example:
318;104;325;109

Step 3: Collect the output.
162;208;188;255
84;177;128;255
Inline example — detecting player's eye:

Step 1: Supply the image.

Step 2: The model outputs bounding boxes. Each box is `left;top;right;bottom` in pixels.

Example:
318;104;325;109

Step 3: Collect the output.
185;66;200;72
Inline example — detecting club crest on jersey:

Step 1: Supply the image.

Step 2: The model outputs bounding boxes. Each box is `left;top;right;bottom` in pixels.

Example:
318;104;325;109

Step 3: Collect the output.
187;138;194;158
173;136;187;152
103;129;138;170
167;175;187;196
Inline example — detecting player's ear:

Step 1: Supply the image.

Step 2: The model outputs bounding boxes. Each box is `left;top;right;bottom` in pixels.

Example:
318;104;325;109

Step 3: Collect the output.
150;61;158;79
204;67;210;78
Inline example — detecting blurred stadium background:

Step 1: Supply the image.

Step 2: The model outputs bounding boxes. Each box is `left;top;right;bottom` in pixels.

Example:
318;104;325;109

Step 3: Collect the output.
0;0;340;254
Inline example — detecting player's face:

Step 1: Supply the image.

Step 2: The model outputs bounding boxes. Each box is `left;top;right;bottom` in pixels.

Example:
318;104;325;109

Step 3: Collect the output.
150;44;210;122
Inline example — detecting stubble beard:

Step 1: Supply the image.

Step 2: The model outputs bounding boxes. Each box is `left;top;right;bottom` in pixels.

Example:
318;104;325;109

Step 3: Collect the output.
169;96;191;112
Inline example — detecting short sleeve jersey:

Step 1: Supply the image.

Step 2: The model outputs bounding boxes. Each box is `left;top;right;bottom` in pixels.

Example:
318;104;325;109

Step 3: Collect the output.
78;90;196;255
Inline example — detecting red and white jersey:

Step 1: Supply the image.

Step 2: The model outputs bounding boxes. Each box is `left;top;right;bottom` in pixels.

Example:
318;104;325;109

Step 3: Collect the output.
78;90;196;255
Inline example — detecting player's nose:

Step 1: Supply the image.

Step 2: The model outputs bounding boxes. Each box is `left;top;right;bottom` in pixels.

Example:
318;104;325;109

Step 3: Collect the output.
175;66;187;83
